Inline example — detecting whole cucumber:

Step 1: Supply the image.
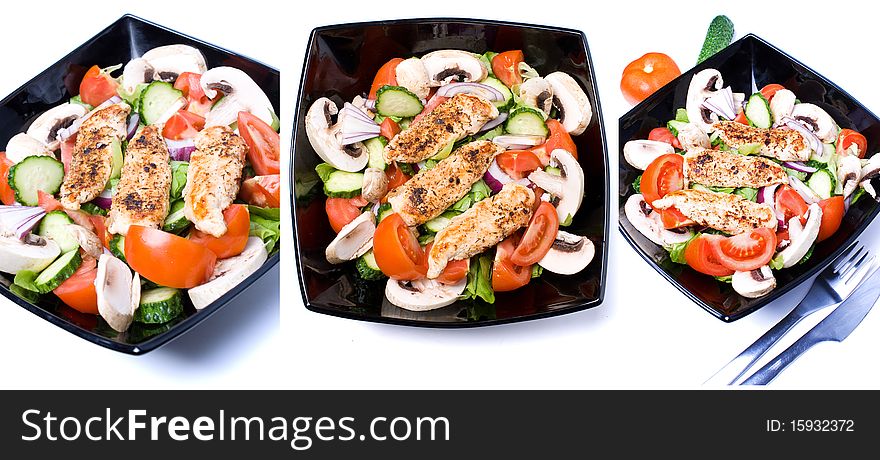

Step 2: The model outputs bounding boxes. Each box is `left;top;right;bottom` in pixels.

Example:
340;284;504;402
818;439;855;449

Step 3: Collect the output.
697;15;735;64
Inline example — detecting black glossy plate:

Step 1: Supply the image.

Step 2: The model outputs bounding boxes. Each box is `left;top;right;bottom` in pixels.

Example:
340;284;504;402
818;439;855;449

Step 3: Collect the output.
291;18;608;327
0;14;280;354
619;34;880;322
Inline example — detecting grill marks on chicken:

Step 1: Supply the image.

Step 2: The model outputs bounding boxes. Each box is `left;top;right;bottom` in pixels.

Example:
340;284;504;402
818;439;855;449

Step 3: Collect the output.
683;148;787;188
653;189;777;235
713;120;811;162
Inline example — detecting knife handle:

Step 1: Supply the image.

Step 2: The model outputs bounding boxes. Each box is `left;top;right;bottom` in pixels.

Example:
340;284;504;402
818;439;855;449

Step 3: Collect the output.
739;335;821;385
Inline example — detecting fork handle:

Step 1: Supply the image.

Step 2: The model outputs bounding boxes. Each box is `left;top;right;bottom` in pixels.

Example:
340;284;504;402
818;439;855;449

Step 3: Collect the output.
704;310;805;385
739;335;822;385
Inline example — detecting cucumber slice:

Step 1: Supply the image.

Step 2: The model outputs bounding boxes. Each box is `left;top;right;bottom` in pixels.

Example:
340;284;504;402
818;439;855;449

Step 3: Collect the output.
322;170;364;198
134;287;184;324
667;120;689;137
807;169;835;199
423;211;459;233
109;138;123;181
377;203;393;222
355;250;385;281
162;200;190;233
37;211;79;253
745;93;773;129
109;234;126;261
697;15;735;64
33;250;81;294
505;107;548;137
364;137;387;170
8;155;65;206
481;76;514;110
375;86;424;118
432;141;455;161
139;81;184;125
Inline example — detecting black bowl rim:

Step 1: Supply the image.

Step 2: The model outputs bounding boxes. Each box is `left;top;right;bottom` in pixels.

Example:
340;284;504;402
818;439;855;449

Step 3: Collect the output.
617;33;880;322
290;17;609;328
0;13;280;354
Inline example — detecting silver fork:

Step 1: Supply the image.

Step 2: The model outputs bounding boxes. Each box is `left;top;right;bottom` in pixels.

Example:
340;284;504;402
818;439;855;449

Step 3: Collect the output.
705;242;875;385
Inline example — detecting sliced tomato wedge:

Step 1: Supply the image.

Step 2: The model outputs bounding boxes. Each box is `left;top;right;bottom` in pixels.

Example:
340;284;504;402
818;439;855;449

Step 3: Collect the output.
817;196;845;242
424;242;468;284
510;202;559;266
79;65;118;107
648;127;682;150
368;58;404;100
60;134;77;172
641;153;685;205
659;206;694;229
325;196;367;233
491;50;525;88
775;185;809;225
413;94;449;123
1;152;16;205
385;163;411;192
373;213;427;280
238;111;281;175
188;204;251;258
759;83;786;101
496;150;543;179
37;190;63;212
53;255;99;315
87;214;109;249
162;109;205;140
530;119;577;164
684;235;735;277
837;129;868;158
125;226;217;288
734;109;749;125
174;72;213;116
379;117;401;140
492;234;532;292
239;174;281;208
712;228;777;272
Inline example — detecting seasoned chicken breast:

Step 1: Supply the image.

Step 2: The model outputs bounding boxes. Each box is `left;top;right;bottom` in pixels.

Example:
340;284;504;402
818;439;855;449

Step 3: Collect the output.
652;189;777;235
59;103;130;210
106;126;172;235
387;140;502;226
183;126;248;238
684;149;787;188
713;120;811;161
427;183;534;279
383;93;498;163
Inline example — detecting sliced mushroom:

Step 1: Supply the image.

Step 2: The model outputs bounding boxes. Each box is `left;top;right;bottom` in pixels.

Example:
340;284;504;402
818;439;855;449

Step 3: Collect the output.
200;66;275;128
305;97;369;172
623;139;675;170
120;58;155;94
769;89;796;123
421;50;487;86
95;254;140;333
791;103;838;143
837;154;862;198
778;203;822;268
732;266;776;298
527;148;584;224
385;276;466;311
545;72;592;136
859;155;880;200
0;235;61;274
26;103;88;150
685;69;724;132
64;224;103;258
4;133;52;164
189;237;268;310
519;77;554;115
350;95;373;117
624;194;694;246
361;167;389;203
394;57;431;99
326;211;375;264
676;123;711;151
537;230;595;275
141;44;207;83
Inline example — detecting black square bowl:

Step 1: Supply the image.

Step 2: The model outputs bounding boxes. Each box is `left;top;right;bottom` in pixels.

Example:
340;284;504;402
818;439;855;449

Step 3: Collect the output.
619;34;880;322
291;18;609;327
0;15;280;354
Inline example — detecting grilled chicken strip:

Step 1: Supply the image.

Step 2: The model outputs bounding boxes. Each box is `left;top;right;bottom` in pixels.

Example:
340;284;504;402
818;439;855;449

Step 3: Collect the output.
713;120;811;161
383;93;498;163
183;126;248;238
652;189;777;235
684;149;787;189
387;140;502;226
59;103;130;210
427;183;534;279
106;126;172;235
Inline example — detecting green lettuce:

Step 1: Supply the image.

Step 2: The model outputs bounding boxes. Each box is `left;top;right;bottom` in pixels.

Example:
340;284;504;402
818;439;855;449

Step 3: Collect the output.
170;161;189;201
734;187;758;202
248;205;281;253
665;234;698;265
462;254;495;304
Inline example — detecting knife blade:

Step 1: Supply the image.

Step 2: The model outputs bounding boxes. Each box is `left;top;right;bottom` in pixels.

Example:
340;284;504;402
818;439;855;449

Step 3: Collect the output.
741;265;880;385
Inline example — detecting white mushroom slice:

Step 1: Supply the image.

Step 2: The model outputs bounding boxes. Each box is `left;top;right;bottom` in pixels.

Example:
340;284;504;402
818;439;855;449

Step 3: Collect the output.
326;212;375;264
527;148;584;224
0;235;61;274
4;133;52;164
188;237;268;310
686;69;724;132
623;139;675;170
732;266;776;298
26;103;88;150
791;103;838;143
64;224;102;258
305;97;369;172
545;72;592;135
95;254;139;333
361;167;389;203
859;156;880;199
199;66;275;128
350;95;373;117
519;77;554;115
624;194;693;246
120;58;155;94
394;57;431;99
676;123;710;151
779;203;822;268
837;154;862;198
385;276;466;311
769;89;796;123
538;230;595;275
421;50;487;86
141;44;207;83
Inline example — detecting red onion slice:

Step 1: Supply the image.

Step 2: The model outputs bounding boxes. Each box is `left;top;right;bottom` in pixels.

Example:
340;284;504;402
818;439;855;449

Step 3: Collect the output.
702;87;736;121
782;161;818;173
478;112;508;133
0;205;46;241
165;138;196;161
340;103;380;145
126;113;140;140
436;82;504;101
757;184;786;227
484;159;530;194
782;117;822;153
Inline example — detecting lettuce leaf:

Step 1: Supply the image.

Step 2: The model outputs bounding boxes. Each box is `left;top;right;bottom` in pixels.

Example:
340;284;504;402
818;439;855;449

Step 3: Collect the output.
462;254;495;304
665;233;698;265
170;161;189;201
247;205;281;253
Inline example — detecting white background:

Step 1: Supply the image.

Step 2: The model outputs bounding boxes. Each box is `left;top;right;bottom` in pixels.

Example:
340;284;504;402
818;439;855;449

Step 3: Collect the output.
0;0;878;389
